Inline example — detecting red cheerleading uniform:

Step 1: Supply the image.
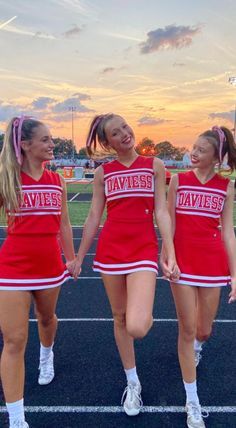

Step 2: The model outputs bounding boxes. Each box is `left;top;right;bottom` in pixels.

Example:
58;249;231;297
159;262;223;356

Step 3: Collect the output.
93;155;158;275
173;170;231;287
0;169;70;290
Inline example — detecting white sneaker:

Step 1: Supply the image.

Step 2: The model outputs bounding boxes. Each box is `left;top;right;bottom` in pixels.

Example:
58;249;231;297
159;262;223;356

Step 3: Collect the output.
194;349;202;367
121;381;142;416
38;351;54;385
10;421;29;428
186;401;207;428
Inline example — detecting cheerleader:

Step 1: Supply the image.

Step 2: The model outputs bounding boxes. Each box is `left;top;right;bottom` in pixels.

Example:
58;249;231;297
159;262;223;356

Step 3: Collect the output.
167;126;236;428
67;113;179;416
0;116;75;427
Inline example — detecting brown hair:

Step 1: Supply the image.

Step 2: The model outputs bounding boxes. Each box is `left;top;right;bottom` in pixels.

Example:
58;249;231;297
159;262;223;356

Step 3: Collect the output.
199;126;236;172
86;113;119;157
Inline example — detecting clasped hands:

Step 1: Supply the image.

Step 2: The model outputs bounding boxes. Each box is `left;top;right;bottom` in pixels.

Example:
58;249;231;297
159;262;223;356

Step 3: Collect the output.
66;259;82;279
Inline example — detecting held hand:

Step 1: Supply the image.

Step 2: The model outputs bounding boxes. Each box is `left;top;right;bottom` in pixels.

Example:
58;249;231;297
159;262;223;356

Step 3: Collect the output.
169;262;180;282
160;255;180;281
228;279;236;304
66;259;82;280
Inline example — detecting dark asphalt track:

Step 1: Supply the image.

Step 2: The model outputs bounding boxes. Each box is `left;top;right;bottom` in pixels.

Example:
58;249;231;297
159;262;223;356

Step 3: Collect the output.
0;226;236;428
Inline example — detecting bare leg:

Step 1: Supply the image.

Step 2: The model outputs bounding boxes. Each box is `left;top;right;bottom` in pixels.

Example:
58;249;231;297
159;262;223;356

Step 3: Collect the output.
103;271;156;417
102;274;135;369
171;283;198;383
0;291;31;402
102;271;156;369
33;286;61;346
126;271;156;338
196;287;221;342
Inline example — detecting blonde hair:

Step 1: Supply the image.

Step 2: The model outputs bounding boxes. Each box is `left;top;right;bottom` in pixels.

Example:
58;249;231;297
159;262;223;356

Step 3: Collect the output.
0;117;42;215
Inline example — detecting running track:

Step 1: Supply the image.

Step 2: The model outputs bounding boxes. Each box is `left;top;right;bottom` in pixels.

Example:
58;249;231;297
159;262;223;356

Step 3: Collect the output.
0;226;236;428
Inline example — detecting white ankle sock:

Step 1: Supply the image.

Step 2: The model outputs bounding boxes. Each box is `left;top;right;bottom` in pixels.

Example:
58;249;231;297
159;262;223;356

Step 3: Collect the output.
6;398;25;425
40;343;53;362
124;367;139;385
183;380;199;404
194;339;205;351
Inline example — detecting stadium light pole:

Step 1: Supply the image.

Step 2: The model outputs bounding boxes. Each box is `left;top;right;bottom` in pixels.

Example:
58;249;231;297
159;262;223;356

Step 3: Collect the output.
228;77;236;141
68;106;76;159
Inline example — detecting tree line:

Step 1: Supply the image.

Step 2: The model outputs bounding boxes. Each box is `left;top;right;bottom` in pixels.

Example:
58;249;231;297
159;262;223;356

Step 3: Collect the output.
0;134;187;160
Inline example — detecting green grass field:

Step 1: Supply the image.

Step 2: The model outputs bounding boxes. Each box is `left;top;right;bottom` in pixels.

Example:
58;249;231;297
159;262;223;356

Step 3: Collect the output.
68;202;90;225
67;182;93;193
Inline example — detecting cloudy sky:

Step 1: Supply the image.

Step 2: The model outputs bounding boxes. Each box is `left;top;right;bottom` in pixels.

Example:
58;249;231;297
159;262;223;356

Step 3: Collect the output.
0;0;235;149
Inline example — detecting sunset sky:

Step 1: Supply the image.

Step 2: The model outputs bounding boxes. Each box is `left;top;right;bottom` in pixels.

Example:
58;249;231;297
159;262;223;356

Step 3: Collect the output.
0;0;236;151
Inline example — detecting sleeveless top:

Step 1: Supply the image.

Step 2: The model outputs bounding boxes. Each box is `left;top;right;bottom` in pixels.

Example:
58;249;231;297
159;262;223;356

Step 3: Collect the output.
173;171;231;287
103;155;155;222
8;169;62;235
93;155;158;275
175;170;229;241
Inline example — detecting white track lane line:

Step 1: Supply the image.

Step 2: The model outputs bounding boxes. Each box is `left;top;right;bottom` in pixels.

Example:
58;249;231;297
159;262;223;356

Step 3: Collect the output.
1;405;236;413
28;318;236;323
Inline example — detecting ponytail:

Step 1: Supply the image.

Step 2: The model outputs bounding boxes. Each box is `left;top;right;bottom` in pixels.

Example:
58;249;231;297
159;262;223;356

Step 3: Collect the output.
86;113;116;157
220;126;236;172
200;126;236;172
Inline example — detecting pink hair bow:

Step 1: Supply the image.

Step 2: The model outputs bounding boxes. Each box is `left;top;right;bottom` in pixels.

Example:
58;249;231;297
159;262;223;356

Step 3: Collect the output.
12;115;33;165
212;126;226;163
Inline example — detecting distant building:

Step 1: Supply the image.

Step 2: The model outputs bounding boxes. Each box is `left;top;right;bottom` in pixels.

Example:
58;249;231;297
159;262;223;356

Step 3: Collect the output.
182;151;191;167
161;151;192;168
50;158;95;168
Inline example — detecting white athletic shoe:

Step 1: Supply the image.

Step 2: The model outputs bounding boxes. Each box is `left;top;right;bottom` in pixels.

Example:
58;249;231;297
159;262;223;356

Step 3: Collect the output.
121;381;142;416
186;401;207;428
38;351;54;385
10;421;29;428
194;349;202;367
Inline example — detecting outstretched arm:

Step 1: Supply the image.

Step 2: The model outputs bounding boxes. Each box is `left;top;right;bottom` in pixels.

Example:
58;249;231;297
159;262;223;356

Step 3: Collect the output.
67;166;105;278
153;159;179;280
221;180;236;303
167;173;178;238
59;175;75;263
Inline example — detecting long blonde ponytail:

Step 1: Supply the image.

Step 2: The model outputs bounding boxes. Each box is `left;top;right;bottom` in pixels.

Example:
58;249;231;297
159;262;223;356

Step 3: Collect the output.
0;118;22;214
